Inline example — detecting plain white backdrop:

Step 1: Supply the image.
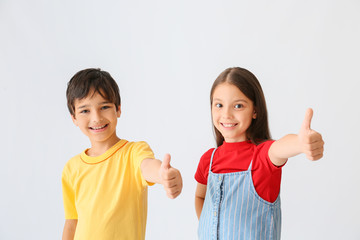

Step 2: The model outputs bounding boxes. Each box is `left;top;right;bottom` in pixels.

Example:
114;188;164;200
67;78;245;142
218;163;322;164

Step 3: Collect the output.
1;0;359;239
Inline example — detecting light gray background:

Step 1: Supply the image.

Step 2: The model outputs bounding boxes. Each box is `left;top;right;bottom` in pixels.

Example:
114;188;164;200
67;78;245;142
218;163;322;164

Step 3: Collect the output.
1;0;359;239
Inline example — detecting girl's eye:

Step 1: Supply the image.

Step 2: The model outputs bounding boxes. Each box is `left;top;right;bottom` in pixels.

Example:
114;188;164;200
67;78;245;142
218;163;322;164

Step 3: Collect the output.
215;103;223;108
234;104;243;109
101;106;110;110
80;109;89;114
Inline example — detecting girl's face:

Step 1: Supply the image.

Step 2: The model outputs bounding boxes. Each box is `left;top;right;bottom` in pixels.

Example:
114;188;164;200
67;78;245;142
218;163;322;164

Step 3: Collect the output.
211;82;256;143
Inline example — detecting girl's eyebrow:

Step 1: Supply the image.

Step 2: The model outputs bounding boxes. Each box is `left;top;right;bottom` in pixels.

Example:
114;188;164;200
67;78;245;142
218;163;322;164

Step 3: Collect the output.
213;98;248;103
234;99;248;103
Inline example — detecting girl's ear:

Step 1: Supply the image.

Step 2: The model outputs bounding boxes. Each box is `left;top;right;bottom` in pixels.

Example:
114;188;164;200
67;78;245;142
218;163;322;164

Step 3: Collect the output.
116;105;121;118
253;111;257;119
71;114;78;126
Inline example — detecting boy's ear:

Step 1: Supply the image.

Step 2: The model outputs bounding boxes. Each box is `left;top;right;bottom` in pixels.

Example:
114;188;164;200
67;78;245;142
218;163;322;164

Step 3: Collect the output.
71;114;78;126
116;105;121;118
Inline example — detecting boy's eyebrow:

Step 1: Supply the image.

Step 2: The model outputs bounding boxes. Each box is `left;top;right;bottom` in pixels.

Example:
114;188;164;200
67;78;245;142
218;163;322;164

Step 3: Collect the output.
77;102;112;110
77;104;89;110
98;101;112;105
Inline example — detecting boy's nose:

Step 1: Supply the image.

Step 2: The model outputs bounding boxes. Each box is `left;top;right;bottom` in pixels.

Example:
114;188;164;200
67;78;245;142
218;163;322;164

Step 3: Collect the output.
91;111;103;122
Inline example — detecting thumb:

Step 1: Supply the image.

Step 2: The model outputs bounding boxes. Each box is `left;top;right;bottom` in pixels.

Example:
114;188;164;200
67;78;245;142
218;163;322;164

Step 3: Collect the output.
301;108;313;131
161;153;171;170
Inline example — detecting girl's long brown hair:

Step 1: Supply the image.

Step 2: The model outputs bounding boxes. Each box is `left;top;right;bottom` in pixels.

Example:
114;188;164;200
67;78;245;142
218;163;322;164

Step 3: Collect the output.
210;67;271;147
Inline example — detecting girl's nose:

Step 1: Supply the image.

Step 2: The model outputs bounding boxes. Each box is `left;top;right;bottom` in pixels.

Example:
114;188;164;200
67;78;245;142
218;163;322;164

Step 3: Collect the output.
223;107;233;119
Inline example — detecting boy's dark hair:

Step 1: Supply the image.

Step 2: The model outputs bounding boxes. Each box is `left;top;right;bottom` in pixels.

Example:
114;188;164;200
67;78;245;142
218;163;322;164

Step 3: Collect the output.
66;68;121;116
210;67;271;146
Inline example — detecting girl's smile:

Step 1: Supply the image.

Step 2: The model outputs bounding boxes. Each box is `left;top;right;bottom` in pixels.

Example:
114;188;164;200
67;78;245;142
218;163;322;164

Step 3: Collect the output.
221;123;238;128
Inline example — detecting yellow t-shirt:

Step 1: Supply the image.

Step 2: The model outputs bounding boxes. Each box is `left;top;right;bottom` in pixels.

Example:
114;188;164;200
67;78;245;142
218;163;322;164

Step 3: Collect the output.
62;139;155;240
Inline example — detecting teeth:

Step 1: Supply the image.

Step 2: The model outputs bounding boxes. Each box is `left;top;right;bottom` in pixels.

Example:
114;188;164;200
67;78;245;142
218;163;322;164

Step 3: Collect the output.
92;125;106;130
222;123;236;127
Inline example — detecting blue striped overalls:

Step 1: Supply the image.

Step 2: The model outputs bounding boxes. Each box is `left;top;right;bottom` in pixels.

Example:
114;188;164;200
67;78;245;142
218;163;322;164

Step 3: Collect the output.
198;148;281;240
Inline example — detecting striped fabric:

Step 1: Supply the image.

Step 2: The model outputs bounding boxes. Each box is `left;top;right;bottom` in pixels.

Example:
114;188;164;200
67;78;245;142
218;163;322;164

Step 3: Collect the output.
198;148;281;240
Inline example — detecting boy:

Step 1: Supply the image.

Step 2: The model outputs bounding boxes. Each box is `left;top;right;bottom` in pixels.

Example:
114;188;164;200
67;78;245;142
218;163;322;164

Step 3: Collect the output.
62;68;183;240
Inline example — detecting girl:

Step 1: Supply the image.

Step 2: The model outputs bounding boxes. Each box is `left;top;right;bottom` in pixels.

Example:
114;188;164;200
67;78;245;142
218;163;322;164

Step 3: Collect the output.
194;67;324;240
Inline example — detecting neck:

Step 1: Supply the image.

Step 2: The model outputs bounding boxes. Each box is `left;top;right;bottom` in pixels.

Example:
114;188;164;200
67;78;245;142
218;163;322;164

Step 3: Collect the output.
87;133;120;157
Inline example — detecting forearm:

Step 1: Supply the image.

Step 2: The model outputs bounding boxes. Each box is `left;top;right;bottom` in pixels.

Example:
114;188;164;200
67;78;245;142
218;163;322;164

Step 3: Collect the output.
142;155;182;198
269;134;302;166
141;158;162;184
195;183;207;219
62;219;77;240
195;196;205;219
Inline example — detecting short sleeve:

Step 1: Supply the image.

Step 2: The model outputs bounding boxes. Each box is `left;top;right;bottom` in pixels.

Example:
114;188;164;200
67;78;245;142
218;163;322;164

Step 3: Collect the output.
195;148;214;185
131;141;155;187
252;140;284;203
256;140;286;171
61;168;78;219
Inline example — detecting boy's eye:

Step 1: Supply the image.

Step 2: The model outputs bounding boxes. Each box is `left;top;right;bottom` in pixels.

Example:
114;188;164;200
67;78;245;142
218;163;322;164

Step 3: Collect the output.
80;109;89;114
101;106;110;110
234;104;243;109
215;103;223;108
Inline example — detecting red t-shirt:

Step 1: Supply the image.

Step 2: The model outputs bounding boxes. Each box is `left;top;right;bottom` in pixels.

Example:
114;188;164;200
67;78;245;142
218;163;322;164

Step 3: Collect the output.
195;140;284;203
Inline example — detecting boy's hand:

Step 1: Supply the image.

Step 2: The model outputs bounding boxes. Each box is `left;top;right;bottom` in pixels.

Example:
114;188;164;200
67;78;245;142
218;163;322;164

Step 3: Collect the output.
298;108;324;161
159;154;183;199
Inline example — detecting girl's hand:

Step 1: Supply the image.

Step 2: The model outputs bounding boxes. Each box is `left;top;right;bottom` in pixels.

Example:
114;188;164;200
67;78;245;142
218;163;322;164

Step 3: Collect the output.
298;108;324;161
159;154;183;199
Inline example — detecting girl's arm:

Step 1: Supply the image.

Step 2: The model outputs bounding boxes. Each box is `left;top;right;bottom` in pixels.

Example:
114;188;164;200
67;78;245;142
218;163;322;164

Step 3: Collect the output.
141;154;183;199
62;219;77;240
195;183;207;219
269;108;324;166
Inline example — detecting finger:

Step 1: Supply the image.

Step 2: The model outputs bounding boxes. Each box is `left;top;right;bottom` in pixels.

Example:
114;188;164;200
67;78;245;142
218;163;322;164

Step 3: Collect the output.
304;147;324;159
301;108;313;131
303;140;324;152
167;191;180;199
162;168;181;180
307;152;323;161
166;188;182;199
161;153;171;170
162;178;179;188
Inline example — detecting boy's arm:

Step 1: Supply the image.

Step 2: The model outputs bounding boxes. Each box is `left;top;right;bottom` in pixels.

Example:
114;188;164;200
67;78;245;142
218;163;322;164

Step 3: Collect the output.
269;108;324;166
62;219;77;240
195;183;207;219
141;154;183;199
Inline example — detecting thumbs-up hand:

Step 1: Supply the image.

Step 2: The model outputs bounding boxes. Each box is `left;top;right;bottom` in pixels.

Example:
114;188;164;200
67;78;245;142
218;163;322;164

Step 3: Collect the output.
298;108;324;161
159;154;183;199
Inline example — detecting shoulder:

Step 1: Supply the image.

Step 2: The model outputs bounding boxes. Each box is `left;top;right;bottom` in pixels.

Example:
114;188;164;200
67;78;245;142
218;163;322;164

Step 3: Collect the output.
63;154;81;169
254;140;275;153
122;140;155;165
200;148;216;162
123;140;153;154
198;147;217;169
62;154;81;179
125;140;150;148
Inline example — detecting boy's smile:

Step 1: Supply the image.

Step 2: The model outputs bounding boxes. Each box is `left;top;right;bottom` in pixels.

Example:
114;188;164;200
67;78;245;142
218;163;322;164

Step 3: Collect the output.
89;124;109;131
212;83;256;143
71;90;121;153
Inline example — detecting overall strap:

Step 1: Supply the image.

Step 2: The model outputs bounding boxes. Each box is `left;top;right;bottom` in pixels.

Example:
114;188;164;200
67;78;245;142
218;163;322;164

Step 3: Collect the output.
209;148;217;173
247;160;253;171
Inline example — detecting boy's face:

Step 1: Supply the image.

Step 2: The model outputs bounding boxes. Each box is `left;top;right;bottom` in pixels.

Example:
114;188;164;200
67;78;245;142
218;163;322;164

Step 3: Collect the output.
71;90;121;146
